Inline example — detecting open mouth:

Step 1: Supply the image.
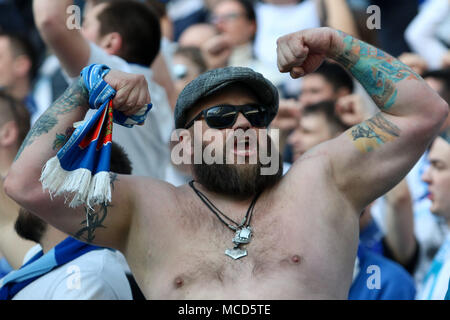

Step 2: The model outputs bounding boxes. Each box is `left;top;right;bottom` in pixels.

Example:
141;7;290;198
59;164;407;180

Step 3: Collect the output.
233;137;256;157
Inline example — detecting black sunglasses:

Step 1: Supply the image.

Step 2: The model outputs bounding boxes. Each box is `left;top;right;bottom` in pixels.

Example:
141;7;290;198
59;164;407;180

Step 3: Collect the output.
185;104;270;129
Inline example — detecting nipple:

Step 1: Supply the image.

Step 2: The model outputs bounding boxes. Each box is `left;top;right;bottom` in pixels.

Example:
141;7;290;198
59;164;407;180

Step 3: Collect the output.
291;255;301;264
174;276;184;288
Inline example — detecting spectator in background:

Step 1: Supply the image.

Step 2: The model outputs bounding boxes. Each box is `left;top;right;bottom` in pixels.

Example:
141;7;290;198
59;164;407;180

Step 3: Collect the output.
178;23;232;70
405;0;450;70
0;91;35;270
287;101;349;162
210;0;284;87
254;0;359;97
298;61;354;107
0;0;46;64
349;243;416;299
253;0;320;96
167;0;210;42
33;0;172;179
146;0;175;42
144;0;179;111
417;136;450;299
0;31;39;123
398;53;429;76
178;23;219;48
369;0;418;57
165;46;208;187
172;46;208;97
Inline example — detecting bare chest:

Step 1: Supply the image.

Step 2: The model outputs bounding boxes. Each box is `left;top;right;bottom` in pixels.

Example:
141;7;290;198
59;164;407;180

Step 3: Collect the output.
139;195;357;299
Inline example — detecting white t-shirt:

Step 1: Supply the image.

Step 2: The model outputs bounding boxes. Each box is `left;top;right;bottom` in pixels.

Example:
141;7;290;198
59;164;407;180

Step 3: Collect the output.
405;0;450;70
13;245;132;300
253;0;321;95
75;42;173;179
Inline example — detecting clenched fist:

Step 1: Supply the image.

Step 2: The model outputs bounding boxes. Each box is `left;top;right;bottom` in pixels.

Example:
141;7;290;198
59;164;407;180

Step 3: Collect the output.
103;70;151;116
276;27;340;79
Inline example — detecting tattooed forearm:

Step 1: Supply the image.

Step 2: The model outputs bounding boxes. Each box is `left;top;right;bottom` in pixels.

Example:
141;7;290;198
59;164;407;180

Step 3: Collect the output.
350;113;400;153
333;31;422;111
14;77;88;161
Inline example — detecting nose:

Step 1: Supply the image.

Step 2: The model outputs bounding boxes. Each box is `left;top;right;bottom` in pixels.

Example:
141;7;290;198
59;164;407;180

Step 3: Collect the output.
421;167;432;184
232;112;252;131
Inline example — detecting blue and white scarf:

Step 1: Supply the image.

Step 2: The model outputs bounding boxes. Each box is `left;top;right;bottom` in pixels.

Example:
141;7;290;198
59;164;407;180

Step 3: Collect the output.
40;64;152;208
0;237;101;300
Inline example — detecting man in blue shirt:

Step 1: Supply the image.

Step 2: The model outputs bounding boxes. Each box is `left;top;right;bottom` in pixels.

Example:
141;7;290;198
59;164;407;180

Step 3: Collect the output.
349;244;416;300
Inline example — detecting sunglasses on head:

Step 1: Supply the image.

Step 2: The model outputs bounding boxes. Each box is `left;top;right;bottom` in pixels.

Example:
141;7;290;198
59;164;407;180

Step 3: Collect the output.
185;104;270;129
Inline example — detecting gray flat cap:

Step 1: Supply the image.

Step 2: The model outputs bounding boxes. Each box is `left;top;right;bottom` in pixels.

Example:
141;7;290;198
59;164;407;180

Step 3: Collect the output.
174;66;279;129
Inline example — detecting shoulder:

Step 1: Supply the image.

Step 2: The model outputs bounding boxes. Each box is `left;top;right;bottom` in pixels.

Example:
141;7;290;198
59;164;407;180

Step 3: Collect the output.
129;177;182;216
283;143;335;186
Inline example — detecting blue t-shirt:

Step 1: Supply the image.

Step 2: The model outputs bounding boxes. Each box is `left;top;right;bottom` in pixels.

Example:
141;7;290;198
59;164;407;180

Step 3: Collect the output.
349;245;416;300
360;219;384;256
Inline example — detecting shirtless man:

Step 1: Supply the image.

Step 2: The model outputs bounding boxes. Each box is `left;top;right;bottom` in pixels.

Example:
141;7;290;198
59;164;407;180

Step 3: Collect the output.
4;27;448;299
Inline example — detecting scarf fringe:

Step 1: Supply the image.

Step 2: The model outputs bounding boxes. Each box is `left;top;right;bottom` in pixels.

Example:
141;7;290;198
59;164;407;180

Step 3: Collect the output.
40;156;111;209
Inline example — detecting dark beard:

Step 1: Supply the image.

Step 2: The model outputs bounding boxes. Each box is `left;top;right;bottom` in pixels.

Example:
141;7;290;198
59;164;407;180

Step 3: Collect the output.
193;140;283;199
15;208;47;243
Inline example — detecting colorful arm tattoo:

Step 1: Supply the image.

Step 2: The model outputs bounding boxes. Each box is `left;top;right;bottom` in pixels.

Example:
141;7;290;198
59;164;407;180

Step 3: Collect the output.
334;31;422;111
349;113;401;153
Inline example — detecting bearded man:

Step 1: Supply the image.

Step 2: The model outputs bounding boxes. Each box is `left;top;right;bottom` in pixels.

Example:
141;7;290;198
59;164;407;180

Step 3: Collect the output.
5;27;449;299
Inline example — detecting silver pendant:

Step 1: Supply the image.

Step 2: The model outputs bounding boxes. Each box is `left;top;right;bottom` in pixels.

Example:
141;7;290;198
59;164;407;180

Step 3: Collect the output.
232;226;252;245
225;247;247;260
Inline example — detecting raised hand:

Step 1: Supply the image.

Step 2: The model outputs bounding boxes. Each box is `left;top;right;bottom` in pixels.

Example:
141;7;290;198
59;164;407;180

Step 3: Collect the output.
103;70;151;116
335;94;368;127
276;27;338;79
270;99;302;132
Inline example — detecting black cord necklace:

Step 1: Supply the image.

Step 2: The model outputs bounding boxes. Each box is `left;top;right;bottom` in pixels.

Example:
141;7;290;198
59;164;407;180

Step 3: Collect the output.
189;180;261;260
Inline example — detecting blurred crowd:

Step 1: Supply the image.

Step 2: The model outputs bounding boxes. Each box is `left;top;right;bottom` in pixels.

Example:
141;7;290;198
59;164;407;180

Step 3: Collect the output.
0;0;449;300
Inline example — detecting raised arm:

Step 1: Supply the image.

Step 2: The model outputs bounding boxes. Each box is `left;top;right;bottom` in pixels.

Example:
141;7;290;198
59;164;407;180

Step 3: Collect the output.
384;179;417;267
33;0;90;77
277;27;449;211
3;70;149;252
321;0;359;38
